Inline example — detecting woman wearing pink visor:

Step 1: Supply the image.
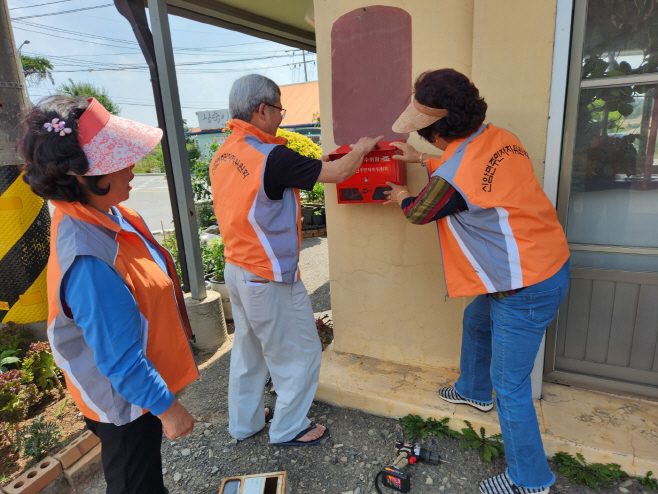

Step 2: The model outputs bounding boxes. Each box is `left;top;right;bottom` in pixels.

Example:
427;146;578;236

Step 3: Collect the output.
18;95;199;494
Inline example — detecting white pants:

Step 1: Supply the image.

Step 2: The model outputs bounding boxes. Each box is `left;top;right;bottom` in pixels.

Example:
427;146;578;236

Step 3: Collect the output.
225;262;322;443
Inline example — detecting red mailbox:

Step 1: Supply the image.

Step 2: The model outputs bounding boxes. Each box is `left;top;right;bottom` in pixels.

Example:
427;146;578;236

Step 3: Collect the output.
329;141;407;204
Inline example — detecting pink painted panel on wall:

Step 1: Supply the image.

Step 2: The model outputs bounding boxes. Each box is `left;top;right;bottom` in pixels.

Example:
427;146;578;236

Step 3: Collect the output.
331;6;412;146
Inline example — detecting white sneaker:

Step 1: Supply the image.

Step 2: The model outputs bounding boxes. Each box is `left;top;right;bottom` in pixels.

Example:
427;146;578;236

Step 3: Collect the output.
438;386;494;412
479;472;550;494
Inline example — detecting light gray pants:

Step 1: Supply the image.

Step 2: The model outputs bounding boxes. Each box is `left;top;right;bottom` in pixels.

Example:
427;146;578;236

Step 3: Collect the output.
225;262;322;443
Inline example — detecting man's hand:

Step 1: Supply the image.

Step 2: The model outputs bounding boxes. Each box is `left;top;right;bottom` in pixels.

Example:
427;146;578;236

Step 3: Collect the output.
158;398;195;439
350;135;384;155
317;135;383;183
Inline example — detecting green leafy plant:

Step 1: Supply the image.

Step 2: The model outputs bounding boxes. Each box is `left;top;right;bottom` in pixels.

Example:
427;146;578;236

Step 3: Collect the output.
161;225;181;282
54;399;68;419
203;237;225;282
553;452;629;488
22;342;64;396
313;209;324;216
638;471;658;490
57;78;121;115
195;202;216;229
0;321;34;354
426;417;462;439
302;182;325;204
459;420;505;462
133;143;164;173
0;369;39;442
20;54;55;86
400;414;462;442
0;349;20;372
13;415;63;465
190;142;219;204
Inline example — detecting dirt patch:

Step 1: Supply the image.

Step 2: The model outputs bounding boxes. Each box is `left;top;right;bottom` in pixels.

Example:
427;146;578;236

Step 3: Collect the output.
1;388;87;483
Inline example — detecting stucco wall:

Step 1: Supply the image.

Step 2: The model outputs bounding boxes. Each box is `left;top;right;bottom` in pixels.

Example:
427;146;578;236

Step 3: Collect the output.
314;0;557;370
472;1;558;181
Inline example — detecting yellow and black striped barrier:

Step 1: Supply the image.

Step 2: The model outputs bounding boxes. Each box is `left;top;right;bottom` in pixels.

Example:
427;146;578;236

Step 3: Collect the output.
0;164;49;325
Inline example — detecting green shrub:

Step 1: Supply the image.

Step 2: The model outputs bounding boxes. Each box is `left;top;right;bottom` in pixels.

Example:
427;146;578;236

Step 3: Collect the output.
161;228;181;282
195;202;216;229
13;415;63;465
133;143;164;173
22;342;63;396
0;322;34;355
203;237;225;281
0;369;39;441
190;142;219;204
400;414;461;442
161;228;225;281
553;452;629;488
302;182;325;204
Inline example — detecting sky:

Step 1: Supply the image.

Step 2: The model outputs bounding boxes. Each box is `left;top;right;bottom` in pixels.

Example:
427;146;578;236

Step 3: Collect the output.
8;0;318;128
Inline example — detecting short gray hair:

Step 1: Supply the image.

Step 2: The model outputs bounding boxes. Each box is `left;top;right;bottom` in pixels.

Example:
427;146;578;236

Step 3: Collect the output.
229;74;281;122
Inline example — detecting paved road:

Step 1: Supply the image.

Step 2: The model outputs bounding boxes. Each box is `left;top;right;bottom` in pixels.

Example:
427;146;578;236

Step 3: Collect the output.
124;174;174;233
47;173;174;233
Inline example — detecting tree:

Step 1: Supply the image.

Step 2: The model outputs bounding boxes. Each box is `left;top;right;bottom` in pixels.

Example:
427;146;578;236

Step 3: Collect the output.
20;55;54;86
56;79;121;116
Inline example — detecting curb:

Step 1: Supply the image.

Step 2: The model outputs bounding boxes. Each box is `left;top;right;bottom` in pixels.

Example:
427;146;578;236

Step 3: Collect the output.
301;227;326;238
2;432;101;494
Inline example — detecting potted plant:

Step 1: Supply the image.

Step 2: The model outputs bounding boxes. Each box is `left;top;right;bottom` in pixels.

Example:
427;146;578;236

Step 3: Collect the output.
312;208;326;226
206;238;233;321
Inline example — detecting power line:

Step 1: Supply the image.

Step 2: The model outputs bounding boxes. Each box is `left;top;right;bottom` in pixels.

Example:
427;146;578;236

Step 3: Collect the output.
13;20;290;55
9;0;75;10
12;4;114;20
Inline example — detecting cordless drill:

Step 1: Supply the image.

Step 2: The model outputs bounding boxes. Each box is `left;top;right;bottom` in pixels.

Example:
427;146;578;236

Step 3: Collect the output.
375;441;443;493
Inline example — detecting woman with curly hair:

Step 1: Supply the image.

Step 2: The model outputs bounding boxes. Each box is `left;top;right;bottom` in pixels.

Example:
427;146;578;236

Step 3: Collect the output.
385;69;570;494
17;95;198;494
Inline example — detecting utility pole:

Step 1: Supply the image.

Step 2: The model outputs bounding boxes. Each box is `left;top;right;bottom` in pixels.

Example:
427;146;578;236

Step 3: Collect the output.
17;40;30;105
0;0;27;164
0;0;50;326
302;50;308;82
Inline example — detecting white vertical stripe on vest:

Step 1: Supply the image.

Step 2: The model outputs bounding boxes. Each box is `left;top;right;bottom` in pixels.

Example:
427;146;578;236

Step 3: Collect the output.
494;207;524;289
247;193;283;282
47;322;110;423
445;215;496;292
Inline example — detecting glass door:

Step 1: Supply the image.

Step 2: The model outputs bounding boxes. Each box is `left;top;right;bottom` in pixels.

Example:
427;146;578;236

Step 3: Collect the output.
547;0;658;397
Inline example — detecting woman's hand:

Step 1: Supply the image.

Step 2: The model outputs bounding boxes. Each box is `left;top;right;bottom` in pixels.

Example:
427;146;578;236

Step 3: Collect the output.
390;141;422;163
383;181;410;206
158;398;195;439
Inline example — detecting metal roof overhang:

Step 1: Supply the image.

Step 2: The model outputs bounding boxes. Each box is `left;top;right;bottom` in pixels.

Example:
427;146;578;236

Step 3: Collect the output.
165;0;316;52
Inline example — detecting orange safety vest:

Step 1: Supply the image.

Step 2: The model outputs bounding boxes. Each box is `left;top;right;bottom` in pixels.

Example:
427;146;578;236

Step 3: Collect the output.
427;124;570;298
47;201;198;424
209;120;302;283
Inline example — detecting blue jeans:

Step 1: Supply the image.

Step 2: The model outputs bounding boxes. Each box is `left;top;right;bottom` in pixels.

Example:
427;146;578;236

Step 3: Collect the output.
454;260;570;490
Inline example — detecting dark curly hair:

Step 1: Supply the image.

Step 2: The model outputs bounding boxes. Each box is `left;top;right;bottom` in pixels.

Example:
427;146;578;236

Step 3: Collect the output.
17;95;109;203
414;69;487;143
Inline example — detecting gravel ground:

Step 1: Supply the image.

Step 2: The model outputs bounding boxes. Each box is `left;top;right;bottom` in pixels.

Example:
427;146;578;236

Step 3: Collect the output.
78;237;649;494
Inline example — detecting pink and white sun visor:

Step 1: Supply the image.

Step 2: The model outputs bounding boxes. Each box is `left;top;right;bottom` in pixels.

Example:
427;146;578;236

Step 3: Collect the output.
77;97;163;176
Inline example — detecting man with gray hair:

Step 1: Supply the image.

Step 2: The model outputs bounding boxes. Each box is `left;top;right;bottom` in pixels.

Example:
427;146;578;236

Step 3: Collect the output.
209;74;381;445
